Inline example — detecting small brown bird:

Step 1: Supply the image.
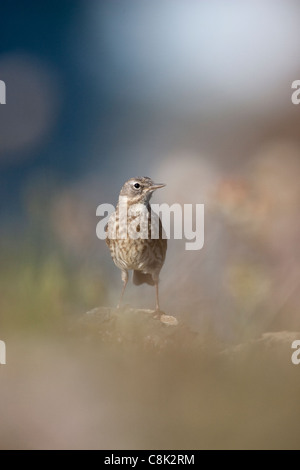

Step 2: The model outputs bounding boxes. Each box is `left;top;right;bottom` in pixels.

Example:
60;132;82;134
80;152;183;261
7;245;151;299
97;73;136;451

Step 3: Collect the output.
106;177;167;311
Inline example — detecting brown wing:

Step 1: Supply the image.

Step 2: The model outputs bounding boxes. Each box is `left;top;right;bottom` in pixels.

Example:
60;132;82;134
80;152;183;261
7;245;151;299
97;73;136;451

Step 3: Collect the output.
159;217;167;262
148;211;167;264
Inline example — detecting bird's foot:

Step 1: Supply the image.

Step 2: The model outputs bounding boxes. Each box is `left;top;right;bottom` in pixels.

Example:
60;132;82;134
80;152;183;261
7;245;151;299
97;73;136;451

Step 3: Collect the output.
153;308;163;319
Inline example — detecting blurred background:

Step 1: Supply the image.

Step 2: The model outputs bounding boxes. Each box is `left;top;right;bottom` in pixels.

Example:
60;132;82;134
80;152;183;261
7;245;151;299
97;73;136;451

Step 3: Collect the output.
1;0;300;449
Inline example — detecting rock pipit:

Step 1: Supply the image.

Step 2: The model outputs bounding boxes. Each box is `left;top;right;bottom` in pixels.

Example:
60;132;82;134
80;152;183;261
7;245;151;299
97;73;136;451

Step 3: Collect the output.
106;177;167;311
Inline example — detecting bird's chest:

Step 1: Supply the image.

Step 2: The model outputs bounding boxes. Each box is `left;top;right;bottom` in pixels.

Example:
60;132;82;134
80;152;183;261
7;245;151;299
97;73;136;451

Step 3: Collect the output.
107;209;150;268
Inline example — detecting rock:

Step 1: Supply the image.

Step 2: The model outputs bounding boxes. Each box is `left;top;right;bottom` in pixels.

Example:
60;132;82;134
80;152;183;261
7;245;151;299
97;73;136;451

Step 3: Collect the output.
74;306;197;350
221;330;300;365
160;314;179;326
77;307;300;360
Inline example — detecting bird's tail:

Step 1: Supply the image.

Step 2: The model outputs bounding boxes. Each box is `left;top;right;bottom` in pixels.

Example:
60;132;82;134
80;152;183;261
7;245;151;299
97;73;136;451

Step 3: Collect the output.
133;270;155;286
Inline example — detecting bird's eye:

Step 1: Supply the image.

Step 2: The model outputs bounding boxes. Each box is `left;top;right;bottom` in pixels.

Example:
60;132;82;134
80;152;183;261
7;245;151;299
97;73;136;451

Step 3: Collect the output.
134;183;140;189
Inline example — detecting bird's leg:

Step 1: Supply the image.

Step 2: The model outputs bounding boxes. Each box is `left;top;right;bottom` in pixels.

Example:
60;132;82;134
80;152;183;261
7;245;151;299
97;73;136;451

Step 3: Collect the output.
117;270;128;309
155;281;160;312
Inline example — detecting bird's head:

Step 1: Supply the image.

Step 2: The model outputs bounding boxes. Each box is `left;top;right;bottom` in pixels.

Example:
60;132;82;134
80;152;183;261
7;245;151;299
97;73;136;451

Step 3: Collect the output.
119;177;165;205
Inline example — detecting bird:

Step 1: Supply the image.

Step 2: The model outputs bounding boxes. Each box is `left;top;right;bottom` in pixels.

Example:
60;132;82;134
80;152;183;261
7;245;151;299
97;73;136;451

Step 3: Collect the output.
106;177;167;311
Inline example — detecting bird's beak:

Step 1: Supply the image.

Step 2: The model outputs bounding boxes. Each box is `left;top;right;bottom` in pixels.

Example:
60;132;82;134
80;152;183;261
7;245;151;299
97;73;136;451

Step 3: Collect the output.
148;183;166;191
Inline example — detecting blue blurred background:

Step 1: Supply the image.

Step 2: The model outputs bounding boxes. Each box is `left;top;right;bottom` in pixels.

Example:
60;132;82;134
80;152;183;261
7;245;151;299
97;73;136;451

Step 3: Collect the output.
1;0;300;449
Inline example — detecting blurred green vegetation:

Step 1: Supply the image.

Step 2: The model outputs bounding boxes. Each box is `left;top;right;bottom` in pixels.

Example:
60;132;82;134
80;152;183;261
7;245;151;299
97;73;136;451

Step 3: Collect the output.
0;237;107;333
